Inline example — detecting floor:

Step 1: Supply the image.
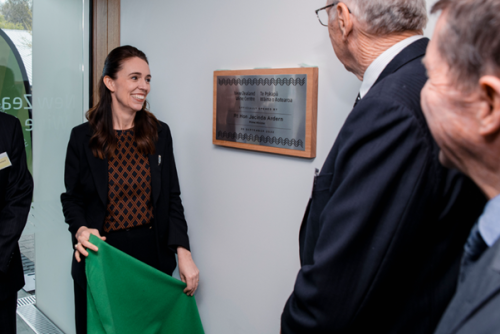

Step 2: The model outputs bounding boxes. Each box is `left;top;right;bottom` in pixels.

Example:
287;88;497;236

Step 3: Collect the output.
16;234;37;334
16;290;36;334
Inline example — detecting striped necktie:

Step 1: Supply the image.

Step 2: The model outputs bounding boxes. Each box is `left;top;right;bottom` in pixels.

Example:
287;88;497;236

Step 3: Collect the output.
459;223;488;282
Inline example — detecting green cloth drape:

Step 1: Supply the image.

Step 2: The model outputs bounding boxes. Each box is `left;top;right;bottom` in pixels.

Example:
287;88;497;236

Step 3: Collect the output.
86;234;204;334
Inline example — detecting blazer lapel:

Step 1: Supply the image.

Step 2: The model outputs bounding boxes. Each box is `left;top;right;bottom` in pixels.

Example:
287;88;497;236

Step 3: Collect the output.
149;125;165;206
85;130;108;206
373;38;429;88
449;242;500;333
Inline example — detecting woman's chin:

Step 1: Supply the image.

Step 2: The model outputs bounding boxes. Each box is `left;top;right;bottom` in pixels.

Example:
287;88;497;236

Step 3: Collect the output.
131;105;143;112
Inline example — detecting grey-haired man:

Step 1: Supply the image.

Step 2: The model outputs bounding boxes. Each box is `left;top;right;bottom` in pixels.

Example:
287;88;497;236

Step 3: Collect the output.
281;1;485;333
421;0;500;333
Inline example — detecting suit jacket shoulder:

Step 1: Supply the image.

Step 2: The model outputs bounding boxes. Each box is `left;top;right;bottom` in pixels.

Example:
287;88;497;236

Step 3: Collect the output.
71;121;92;135
434;239;500;334
0;112;20;143
0;111;18;126
158;120;169;131
157;120;172;141
329;41;435;179
353;38;430;138
368;61;426;112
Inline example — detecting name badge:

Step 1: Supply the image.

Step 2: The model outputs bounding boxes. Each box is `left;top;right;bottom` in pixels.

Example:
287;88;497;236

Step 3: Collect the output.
0;152;12;170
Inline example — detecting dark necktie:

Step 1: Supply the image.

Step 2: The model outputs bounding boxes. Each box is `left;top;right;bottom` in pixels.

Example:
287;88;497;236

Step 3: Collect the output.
459;223;488;282
353;93;361;108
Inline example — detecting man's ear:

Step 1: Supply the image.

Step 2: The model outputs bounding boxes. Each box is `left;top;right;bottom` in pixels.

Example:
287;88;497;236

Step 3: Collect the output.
336;3;353;40
103;76;115;93
478;75;500;137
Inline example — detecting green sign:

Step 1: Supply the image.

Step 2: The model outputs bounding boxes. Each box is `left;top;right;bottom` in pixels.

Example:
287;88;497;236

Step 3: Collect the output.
0;28;32;174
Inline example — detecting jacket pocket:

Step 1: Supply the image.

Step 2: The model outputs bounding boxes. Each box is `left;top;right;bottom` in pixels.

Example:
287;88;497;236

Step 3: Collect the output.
312;173;334;194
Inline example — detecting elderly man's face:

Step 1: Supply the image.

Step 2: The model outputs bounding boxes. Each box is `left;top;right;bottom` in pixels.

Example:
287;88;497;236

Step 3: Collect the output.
421;13;482;171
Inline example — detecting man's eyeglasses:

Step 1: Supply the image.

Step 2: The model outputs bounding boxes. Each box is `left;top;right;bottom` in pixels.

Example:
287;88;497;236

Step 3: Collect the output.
315;2;351;27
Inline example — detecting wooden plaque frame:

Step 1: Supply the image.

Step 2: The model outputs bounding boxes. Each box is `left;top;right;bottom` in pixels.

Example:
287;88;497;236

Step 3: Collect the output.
213;68;318;159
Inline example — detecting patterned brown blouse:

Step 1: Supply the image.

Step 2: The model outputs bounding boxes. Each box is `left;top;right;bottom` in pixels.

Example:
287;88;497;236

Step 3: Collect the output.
103;129;153;232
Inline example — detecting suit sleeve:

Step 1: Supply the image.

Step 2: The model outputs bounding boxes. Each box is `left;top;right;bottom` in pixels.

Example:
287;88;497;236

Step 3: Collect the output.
60;128;88;238
0;120;33;274
164;126;190;252
281;98;432;332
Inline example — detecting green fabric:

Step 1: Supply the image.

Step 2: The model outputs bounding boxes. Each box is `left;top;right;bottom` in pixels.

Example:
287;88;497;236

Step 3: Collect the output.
86;234;204;334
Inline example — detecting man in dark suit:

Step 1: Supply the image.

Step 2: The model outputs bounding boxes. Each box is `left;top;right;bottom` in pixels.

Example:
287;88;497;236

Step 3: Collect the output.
0;112;33;333
420;0;500;333
281;1;486;333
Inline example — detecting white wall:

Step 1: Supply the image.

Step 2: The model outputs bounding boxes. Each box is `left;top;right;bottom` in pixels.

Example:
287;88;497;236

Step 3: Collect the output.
121;1;437;333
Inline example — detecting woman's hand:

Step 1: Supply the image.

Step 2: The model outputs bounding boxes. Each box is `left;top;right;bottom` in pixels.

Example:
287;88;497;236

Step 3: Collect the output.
177;247;199;296
74;226;106;262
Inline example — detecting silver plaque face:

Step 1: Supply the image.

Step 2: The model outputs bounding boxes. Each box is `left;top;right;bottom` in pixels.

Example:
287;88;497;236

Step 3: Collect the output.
215;74;307;151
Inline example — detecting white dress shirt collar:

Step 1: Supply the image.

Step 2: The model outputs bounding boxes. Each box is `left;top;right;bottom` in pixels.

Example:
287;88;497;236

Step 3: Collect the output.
359;35;425;98
478;193;500;247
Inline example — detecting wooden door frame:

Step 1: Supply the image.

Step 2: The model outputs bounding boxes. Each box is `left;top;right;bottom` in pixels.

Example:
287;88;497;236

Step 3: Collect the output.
91;0;120;107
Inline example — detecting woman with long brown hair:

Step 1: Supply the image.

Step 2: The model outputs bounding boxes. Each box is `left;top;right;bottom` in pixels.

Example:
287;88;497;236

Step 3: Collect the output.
61;45;199;333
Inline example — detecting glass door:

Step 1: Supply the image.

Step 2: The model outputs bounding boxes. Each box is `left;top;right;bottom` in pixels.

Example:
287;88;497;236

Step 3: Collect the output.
0;0;89;332
31;0;89;332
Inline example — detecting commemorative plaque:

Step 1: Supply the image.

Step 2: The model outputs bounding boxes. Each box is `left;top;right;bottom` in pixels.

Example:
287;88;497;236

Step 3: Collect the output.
213;68;318;158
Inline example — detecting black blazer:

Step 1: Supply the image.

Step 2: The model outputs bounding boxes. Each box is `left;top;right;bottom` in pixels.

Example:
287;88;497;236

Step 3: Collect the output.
281;39;486;333
434;238;500;334
61;121;190;288
0;113;33;301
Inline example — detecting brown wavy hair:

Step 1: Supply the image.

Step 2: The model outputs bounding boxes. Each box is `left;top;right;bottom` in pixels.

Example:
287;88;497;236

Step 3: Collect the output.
86;45;159;159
